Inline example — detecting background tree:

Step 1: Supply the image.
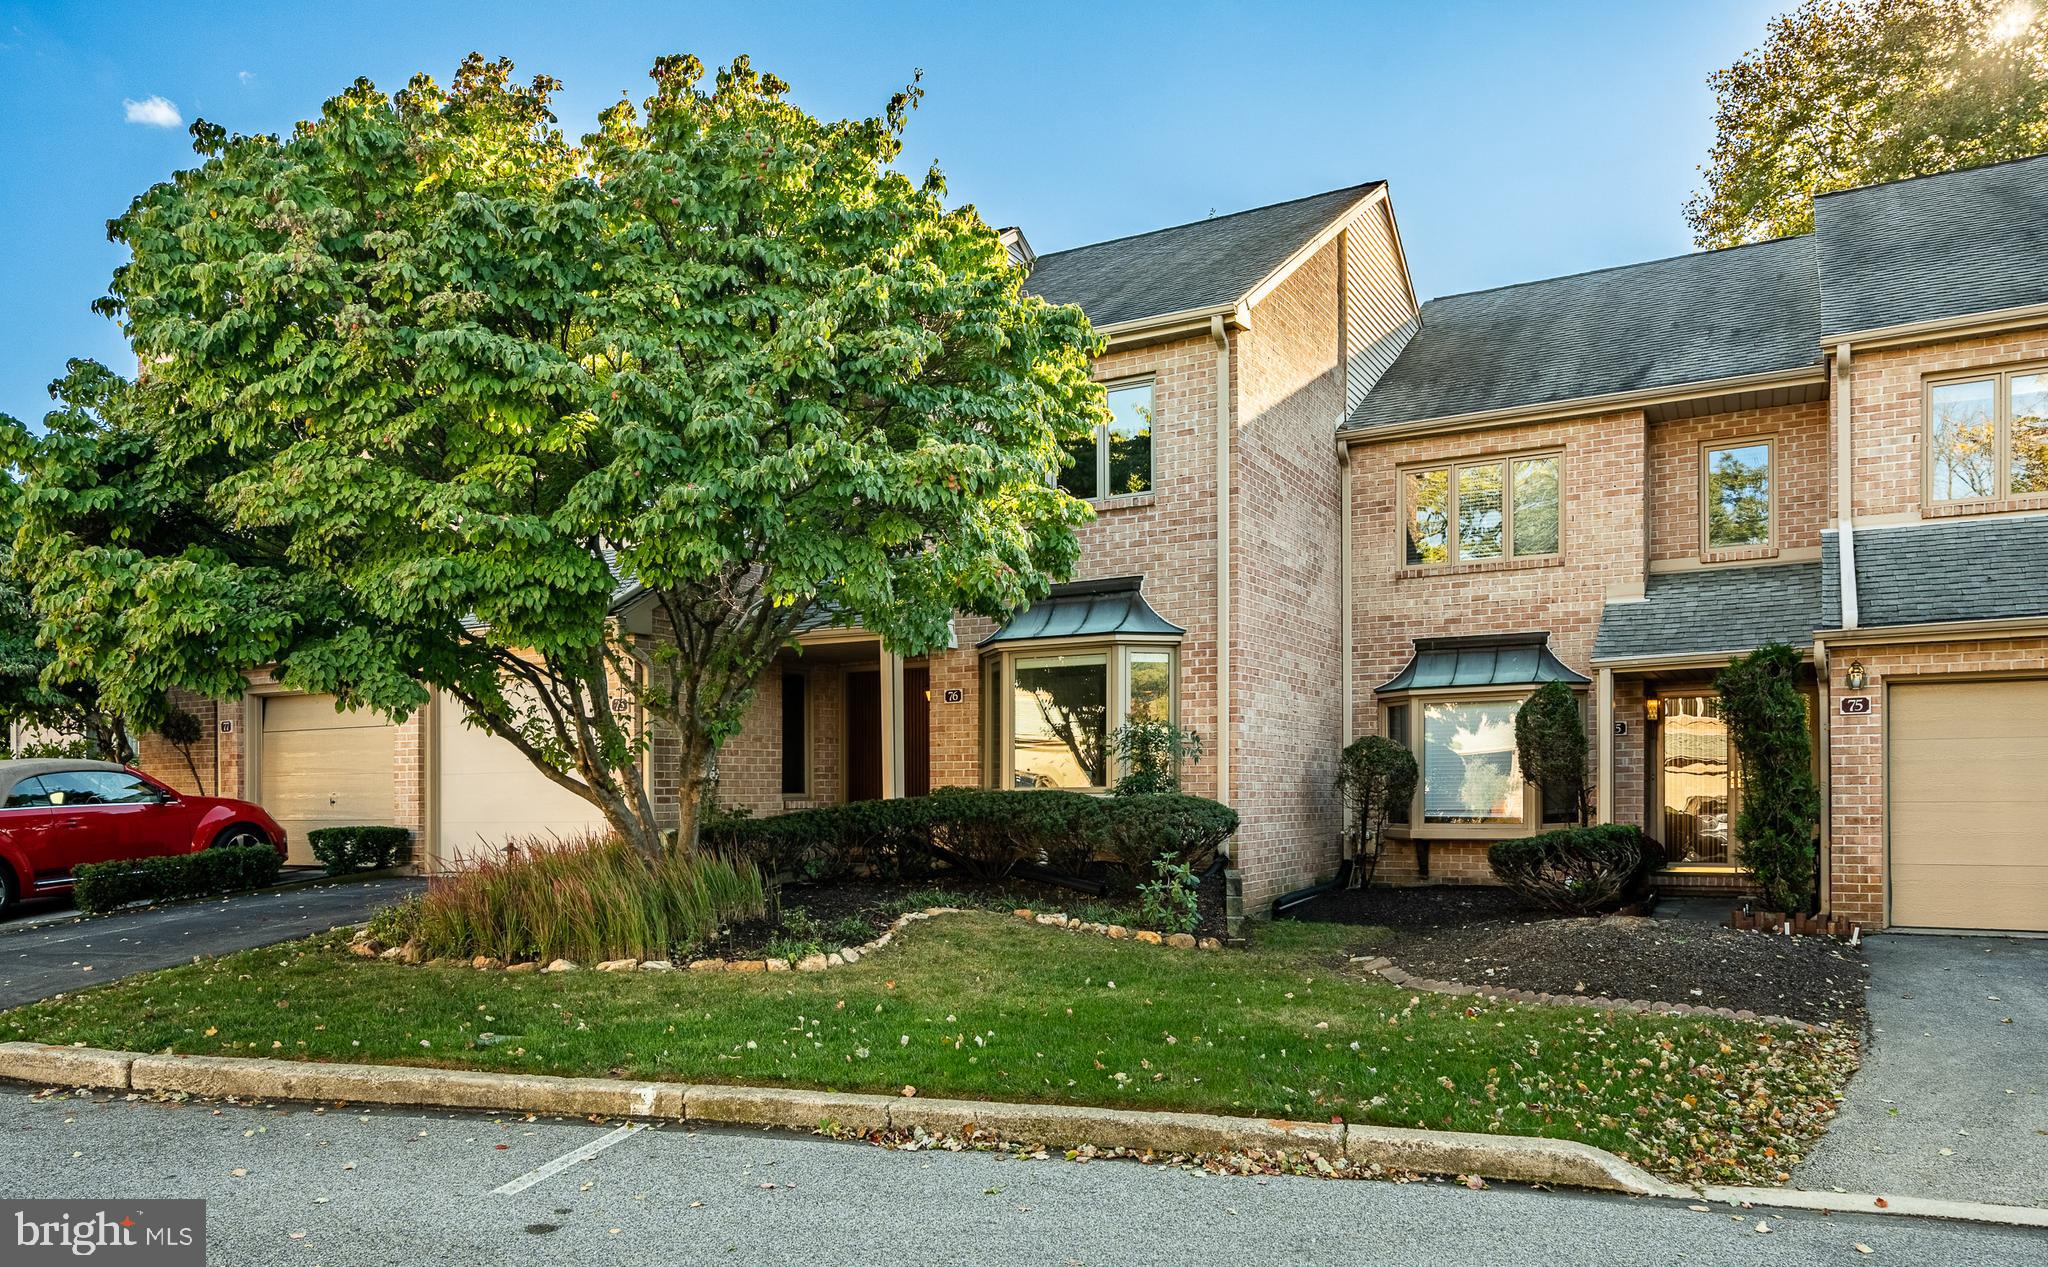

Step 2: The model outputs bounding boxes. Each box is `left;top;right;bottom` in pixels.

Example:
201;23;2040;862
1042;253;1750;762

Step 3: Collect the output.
1335;735;1418;889
25;54;1099;853
1716;642;1821;912
1688;0;2048;247
1514;680;1589;825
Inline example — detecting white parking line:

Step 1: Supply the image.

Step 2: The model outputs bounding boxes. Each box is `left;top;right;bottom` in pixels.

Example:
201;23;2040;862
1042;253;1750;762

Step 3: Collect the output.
492;1122;646;1195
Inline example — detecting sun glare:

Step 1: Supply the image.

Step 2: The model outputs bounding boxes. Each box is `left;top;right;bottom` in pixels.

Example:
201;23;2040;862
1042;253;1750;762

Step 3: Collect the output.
1990;1;2036;45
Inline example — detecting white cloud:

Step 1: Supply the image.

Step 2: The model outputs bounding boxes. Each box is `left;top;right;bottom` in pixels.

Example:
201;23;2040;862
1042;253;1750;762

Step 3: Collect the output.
122;95;182;128
238;70;255;86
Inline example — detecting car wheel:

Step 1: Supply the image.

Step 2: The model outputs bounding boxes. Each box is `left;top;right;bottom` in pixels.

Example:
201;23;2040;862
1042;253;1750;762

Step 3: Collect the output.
0;864;17;911
211;824;270;851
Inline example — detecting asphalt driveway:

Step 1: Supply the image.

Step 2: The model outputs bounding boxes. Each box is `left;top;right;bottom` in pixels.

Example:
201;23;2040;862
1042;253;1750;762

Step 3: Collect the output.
0;876;423;1010
1797;933;2047;1208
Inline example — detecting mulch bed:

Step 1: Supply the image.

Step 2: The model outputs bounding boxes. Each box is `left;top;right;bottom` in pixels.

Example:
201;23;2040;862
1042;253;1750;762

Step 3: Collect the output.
1290;885;1868;1029
705;866;1228;960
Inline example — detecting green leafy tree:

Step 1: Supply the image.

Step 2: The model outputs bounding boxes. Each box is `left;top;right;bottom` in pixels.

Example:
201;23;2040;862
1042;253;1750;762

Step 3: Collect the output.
1514;680;1589;825
1335;734;1418;888
21;54;1099;854
1716;643;1821;912
1688;0;2048;247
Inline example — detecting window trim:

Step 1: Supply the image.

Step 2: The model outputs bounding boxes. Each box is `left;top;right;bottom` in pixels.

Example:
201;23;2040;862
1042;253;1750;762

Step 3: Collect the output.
1399;448;1564;568
1924;360;2048;508
1698;434;1777;554
1377;685;1584;839
1062;376;1157;503
982;636;1180;792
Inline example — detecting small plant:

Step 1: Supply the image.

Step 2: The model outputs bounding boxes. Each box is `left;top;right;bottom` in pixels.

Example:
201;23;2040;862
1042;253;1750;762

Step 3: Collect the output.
157;709;208;795
306;825;413;876
1335;735;1418;889
1514;680;1588;825
1717;642;1820;913
1487;825;1648;914
1107;721;1204;796
1136;857;1201;934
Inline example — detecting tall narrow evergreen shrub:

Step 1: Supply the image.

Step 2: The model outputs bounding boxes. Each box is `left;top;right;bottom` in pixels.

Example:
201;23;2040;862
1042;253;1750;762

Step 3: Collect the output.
1716;642;1820;912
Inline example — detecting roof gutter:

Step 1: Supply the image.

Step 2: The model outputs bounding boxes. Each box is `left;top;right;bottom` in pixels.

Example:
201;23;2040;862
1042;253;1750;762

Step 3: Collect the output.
1810;614;2048;646
1338;363;1828;445
1211;313;1232;812
1833;343;1859;631
1822;298;2048;352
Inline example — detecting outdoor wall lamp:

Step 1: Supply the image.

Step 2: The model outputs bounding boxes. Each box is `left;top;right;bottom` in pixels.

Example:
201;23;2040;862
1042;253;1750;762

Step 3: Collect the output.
1643;697;1661;722
1846;660;1867;690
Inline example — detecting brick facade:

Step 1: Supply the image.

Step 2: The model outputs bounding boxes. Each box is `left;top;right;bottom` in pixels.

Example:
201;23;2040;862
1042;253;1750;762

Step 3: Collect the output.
1648;398;1828;562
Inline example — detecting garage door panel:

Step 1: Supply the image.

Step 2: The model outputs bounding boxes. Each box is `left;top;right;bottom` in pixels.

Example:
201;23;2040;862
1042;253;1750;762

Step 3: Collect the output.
1890;864;2048;931
1889;680;2048;933
434;691;609;868
261;694;398;866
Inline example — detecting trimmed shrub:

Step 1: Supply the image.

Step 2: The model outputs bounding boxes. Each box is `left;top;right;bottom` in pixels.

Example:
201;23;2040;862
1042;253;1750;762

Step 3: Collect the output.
401;833;767;964
1515;680;1589;825
1717;642;1820;913
1487;825;1648;914
306;825;413;876
73;844;283;915
1098;794;1237;895
1335;735;1418;889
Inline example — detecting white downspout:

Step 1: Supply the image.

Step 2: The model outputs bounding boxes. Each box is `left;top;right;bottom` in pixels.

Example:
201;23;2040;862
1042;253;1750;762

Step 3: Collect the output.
1211;314;1232;808
1834;342;1859;630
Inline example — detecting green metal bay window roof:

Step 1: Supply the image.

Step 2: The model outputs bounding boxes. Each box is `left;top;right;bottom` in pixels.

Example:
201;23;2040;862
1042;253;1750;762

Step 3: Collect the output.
978;576;1185;648
1376;633;1589;694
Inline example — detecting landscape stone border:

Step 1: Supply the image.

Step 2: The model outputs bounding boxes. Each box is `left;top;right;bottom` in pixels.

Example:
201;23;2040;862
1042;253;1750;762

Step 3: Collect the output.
351;905;1223;974
1348;955;1828;1033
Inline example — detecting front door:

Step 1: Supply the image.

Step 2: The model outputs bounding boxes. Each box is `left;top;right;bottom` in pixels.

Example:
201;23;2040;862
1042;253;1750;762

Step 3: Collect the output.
845;670;882;802
1658;695;1737;867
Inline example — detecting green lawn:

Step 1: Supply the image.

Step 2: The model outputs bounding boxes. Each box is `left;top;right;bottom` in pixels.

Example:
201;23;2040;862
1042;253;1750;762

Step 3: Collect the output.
1;914;1855;1184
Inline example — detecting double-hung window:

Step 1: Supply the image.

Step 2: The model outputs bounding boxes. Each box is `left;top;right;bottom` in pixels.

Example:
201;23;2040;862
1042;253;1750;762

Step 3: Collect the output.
1061;381;1154;500
1927;367;2048;505
1403;452;1561;566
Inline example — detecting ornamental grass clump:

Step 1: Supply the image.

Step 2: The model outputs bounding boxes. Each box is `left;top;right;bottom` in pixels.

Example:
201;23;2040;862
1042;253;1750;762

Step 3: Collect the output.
401;833;766;964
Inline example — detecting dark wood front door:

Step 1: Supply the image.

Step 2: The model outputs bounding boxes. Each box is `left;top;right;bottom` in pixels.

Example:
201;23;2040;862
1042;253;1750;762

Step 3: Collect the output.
903;665;930;798
845;670;882;802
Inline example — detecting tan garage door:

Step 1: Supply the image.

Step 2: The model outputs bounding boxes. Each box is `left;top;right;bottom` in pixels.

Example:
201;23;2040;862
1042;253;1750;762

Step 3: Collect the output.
433;692;610;868
1890;680;2048;932
260;694;398;865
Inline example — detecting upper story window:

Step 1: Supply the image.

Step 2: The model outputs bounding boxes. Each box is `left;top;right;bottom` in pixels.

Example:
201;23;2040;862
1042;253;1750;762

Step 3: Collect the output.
1403;452;1561;566
1928;367;2048;504
1060;380;1154;500
1702;438;1774;550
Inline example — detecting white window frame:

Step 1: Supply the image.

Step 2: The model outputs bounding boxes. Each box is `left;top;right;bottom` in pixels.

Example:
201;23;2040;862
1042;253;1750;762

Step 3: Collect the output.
982;637;1179;791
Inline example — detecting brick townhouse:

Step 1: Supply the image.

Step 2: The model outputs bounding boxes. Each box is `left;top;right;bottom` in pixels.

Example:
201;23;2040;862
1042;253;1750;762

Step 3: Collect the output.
139;156;2048;933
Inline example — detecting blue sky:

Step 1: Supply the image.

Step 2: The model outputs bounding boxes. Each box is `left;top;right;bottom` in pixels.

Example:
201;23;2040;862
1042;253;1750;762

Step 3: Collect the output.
0;0;1783;428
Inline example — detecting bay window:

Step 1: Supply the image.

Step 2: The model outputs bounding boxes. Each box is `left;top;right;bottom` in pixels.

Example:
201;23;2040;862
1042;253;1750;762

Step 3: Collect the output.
1380;687;1588;834
984;642;1179;790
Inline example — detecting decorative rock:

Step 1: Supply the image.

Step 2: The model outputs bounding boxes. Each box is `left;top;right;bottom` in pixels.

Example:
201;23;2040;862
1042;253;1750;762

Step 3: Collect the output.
1106;926;1129;940
1034;913;1065;926
378;946;406;960
838;947;861;964
398;941;424;965
351;941;384;959
765;958;791;972
472;956;505;971
542;959;578;973
1134;931;1164;945
594;959;639;972
1197;938;1222;950
826;952;846;967
726;960;767;973
687;959;725;972
1165;933;1197;949
639;960;675;972
505;961;538;973
1013;909;1034;920
796;954;829;972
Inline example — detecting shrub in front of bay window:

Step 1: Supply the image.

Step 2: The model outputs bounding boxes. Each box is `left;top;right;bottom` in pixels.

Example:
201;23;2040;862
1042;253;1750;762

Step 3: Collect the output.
1513;680;1589;826
1335;735;1418;889
1099;794;1238;895
1486;825;1647;914
1716;642;1820;913
1106;721;1204;796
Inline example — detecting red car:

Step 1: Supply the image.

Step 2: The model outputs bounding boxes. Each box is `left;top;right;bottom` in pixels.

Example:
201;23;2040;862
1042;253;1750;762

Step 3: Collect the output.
0;759;286;908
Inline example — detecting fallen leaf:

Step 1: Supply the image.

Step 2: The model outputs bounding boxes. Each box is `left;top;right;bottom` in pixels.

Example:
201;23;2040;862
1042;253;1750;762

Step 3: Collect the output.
230;1169;248;1178
1854;1246;1872;1256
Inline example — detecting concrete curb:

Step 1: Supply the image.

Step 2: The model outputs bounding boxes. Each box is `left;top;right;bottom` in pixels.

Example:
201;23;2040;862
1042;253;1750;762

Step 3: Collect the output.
0;1042;1680;1196
1699;1185;2048;1231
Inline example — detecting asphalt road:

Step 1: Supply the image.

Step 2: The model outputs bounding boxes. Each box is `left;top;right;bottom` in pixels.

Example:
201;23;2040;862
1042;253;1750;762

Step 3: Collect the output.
1798;934;2047;1207
0;877;423;1009
0;1092;2039;1267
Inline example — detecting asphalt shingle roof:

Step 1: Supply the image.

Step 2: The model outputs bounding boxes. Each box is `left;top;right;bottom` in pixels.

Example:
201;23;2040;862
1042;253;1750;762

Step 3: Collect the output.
1593;563;1822;662
1822;518;2048;630
1023;184;1381;329
1813;153;2048;337
1342;236;1822;432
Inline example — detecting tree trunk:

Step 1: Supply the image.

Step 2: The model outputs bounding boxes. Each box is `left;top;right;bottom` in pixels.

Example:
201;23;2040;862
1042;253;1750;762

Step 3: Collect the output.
671;730;717;854
180;744;207;795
